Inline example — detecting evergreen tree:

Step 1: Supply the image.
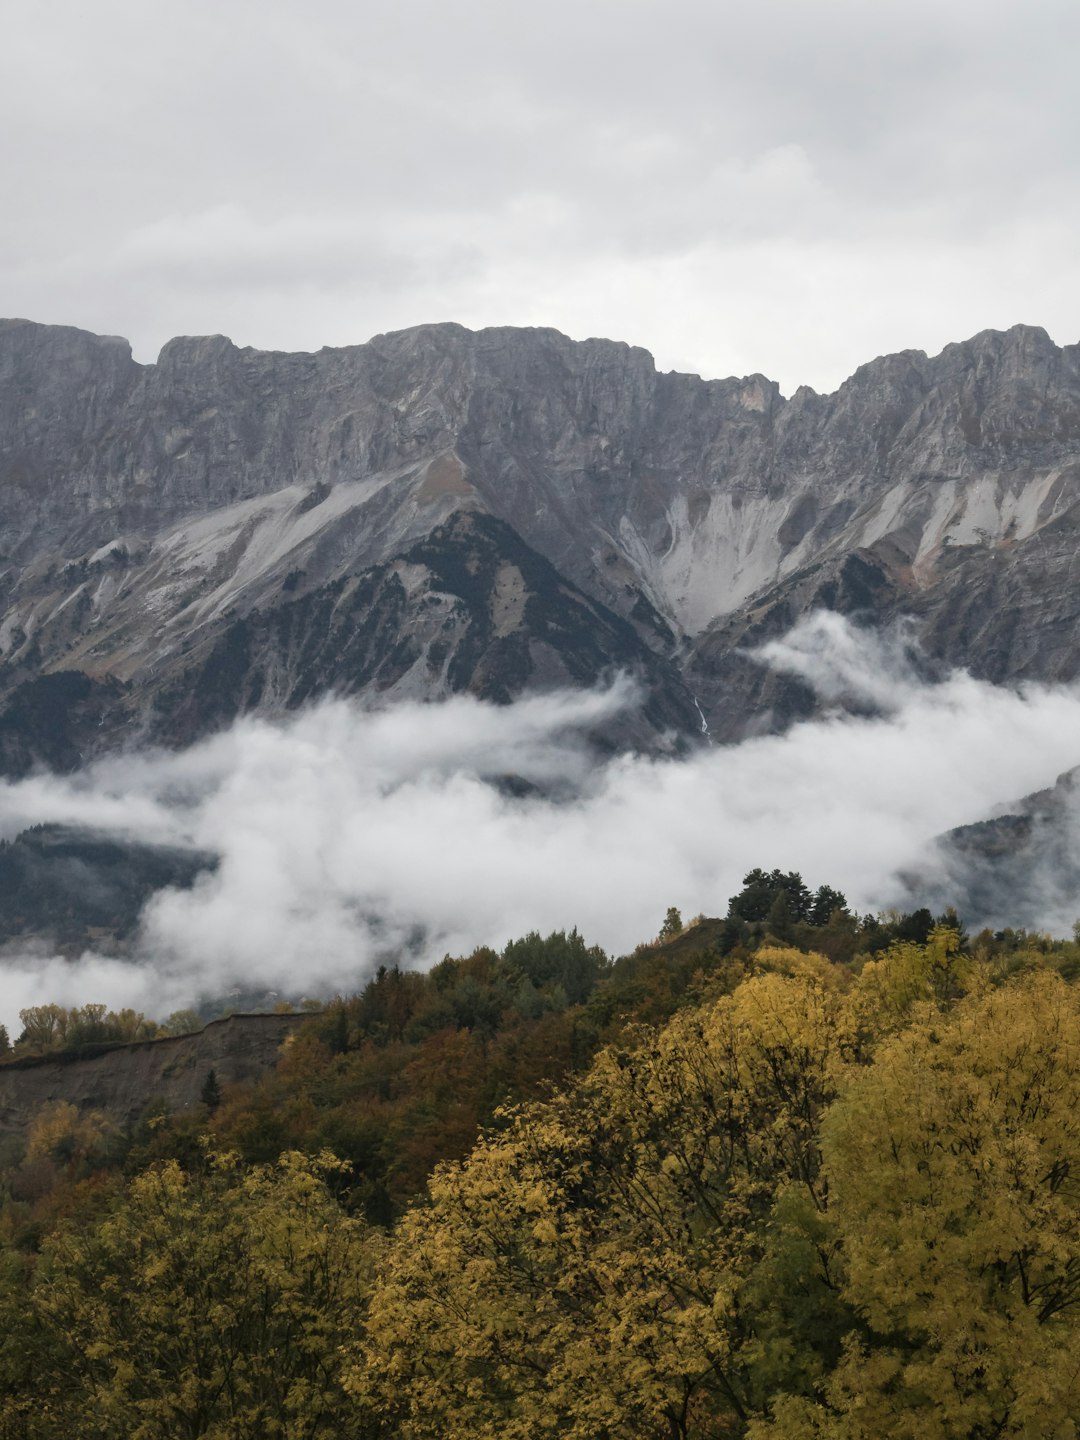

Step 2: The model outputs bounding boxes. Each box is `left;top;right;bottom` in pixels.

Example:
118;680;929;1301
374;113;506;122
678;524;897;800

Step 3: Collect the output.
200;1069;221;1113
766;889;793;940
809;884;848;926
658;906;684;941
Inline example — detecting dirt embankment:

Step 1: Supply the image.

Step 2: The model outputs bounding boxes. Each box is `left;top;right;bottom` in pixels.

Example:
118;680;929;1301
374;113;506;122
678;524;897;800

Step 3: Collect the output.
0;1012;309;1136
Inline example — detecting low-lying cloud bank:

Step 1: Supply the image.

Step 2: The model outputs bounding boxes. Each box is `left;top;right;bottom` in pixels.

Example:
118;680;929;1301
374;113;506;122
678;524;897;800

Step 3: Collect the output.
4;613;1080;1033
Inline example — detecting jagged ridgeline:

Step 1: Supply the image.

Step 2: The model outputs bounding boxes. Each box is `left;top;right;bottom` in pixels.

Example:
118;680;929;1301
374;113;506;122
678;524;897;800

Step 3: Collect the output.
3;880;1080;1437
3;318;1080;769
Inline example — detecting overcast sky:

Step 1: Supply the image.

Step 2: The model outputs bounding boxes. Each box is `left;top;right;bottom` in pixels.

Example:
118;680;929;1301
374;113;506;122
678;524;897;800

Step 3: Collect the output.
3;0;1078;393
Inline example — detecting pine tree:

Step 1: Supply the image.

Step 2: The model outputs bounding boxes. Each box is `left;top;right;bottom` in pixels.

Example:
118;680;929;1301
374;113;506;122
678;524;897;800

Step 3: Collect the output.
658;906;683;941
200;1069;221;1112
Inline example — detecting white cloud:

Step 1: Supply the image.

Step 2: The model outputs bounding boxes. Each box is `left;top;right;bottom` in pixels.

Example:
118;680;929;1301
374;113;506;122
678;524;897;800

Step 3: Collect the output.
4;617;1080;1034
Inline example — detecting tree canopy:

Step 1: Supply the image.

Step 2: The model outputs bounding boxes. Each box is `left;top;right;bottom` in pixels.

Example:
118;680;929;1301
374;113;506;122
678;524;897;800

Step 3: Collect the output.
4;881;1080;1438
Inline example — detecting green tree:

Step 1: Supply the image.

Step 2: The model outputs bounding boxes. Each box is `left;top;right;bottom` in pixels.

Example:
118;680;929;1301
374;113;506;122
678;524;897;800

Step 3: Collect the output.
765;890;793;940
729;871;813;925
659;906;684;941
502;928;609;1005
0;1242;76;1440
808;886;847;927
199;1069;221;1113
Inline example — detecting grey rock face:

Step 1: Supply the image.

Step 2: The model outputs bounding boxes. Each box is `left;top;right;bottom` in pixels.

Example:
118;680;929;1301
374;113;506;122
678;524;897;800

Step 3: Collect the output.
2;317;1080;761
0;1012;308;1136
905;767;1080;934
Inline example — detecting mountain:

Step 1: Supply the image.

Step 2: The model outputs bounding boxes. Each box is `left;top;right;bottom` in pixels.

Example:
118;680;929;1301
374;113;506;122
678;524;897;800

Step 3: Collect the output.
906;766;1080;934
0;823;216;953
2;317;1080;768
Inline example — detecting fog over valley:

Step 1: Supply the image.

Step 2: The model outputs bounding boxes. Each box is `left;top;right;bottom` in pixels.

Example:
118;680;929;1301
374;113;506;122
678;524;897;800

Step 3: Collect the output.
4;614;1080;1033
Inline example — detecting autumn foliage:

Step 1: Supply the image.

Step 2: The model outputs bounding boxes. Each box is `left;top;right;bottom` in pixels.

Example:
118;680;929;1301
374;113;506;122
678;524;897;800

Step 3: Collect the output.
4;900;1080;1437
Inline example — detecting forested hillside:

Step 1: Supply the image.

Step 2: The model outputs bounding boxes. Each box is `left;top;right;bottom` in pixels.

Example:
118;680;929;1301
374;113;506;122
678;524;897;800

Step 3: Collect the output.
2;875;1079;1438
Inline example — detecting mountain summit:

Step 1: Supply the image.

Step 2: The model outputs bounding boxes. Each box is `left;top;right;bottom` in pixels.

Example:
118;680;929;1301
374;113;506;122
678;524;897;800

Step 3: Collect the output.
2;318;1080;770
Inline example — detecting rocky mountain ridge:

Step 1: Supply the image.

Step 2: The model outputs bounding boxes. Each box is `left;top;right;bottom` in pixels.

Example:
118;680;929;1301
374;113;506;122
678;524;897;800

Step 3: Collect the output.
3;317;1080;762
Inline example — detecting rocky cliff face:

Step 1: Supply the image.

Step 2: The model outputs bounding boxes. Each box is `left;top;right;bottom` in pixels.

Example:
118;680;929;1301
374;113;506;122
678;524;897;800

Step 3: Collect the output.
0;1012;308;1137
904;766;1080;935
2;316;1080;760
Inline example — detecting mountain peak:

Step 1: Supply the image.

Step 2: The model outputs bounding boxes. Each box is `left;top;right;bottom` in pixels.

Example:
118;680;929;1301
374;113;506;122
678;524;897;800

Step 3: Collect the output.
4;314;1080;763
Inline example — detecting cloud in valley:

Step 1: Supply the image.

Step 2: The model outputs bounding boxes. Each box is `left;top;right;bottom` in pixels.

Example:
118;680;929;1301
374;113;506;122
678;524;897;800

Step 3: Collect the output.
4;615;1080;1033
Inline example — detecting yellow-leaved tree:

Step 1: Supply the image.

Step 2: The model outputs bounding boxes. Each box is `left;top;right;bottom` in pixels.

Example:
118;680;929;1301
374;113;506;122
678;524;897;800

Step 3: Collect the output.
11;1150;382;1440
351;952;859;1440
851;923;972;1034
755;965;1080;1440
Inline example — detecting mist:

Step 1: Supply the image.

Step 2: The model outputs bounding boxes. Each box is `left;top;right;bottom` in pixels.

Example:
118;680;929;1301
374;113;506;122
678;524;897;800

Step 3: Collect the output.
4;613;1080;1033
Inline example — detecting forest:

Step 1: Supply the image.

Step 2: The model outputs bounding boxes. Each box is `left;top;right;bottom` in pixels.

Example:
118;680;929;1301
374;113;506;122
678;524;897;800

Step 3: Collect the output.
2;871;1080;1438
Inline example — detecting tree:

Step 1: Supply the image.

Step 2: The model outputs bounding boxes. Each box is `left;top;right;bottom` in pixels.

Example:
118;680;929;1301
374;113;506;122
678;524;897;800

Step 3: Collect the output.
659;906;684;941
17;1004;68;1052
63;1003;111;1046
766;890;793;940
729;872;813;926
161;1008;203;1036
353;954;857;1439
0;1241;76;1440
23;1151;378;1440
757;968;1080;1439
15;1004;157;1055
502;928;609;1006
25;1101;114;1169
199;1069;221;1113
852;923;971;1033
808;886;847;927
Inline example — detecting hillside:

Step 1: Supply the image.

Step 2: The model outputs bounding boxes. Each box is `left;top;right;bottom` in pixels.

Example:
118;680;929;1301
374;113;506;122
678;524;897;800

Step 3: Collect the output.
0;1011;307;1138
3;901;1080;1438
